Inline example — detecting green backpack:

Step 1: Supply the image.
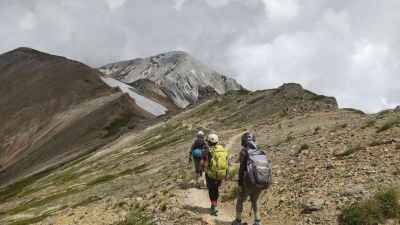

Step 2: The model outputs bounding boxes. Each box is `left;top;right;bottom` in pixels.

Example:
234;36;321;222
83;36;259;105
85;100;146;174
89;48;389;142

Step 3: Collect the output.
207;144;229;180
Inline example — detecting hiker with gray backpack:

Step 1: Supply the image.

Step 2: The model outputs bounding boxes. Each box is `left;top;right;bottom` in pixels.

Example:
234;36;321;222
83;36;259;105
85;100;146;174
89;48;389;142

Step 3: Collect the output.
232;132;272;225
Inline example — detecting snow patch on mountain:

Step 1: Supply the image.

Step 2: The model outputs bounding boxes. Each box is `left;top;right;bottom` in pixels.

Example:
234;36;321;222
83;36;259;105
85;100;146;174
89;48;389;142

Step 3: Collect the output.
100;77;168;116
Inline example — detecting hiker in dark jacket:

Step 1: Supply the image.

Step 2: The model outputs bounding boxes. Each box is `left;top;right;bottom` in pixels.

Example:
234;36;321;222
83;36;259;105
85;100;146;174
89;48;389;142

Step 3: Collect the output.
189;131;208;187
232;132;270;225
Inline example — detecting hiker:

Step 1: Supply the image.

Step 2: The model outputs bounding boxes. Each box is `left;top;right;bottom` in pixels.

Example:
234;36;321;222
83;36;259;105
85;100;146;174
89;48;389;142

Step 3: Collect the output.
203;133;229;216
189;131;208;187
232;132;272;225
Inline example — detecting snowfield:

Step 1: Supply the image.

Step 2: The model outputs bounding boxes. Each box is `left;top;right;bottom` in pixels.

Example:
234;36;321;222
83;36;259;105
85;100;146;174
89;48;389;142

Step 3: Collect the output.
100;77;168;116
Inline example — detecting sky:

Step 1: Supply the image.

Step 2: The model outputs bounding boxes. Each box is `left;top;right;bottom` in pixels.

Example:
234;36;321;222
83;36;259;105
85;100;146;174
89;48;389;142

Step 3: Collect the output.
0;0;399;112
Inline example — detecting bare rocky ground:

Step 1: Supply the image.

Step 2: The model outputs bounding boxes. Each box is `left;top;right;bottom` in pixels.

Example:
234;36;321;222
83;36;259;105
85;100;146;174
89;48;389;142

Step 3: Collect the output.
0;88;399;225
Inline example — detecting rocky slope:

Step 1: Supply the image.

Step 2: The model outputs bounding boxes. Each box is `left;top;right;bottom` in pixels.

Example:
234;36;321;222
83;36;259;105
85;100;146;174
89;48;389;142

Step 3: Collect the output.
99;51;244;109
0;48;154;186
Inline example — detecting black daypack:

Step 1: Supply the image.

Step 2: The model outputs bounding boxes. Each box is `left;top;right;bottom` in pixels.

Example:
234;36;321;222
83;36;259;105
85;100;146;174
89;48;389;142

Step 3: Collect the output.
246;148;272;189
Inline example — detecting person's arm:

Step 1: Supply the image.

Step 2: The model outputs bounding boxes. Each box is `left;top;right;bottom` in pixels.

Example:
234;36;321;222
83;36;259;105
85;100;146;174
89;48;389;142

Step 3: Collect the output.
238;149;248;186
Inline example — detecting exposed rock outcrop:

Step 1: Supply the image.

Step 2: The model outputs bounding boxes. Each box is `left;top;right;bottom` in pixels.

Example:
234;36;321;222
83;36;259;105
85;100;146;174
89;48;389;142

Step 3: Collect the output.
99;51;244;108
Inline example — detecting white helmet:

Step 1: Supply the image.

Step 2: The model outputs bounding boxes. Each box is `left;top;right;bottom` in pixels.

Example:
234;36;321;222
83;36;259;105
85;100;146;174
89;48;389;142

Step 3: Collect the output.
207;133;219;144
197;130;205;138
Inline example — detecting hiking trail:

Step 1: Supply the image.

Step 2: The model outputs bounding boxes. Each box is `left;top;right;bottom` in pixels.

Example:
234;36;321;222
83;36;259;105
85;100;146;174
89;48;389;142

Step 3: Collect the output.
179;132;244;225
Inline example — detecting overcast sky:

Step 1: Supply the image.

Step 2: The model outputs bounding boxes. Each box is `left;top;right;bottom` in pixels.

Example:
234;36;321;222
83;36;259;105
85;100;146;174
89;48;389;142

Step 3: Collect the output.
1;0;399;112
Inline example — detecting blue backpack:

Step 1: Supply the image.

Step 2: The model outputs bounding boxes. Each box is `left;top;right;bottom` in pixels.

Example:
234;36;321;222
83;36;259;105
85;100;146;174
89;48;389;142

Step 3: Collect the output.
192;148;203;159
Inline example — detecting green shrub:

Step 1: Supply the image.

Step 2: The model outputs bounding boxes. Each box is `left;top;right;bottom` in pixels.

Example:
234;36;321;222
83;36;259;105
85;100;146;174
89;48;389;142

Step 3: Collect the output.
103;117;130;138
375;188;400;218
300;144;310;150
339;188;400;225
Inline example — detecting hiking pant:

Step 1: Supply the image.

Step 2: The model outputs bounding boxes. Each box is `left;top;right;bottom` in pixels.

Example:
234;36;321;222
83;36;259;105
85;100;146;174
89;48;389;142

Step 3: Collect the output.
193;158;203;175
235;185;263;222
205;175;222;206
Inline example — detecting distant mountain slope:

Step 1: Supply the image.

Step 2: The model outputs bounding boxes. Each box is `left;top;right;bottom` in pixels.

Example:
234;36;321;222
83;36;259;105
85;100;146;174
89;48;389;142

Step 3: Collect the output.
0;47;153;186
99;51;244;108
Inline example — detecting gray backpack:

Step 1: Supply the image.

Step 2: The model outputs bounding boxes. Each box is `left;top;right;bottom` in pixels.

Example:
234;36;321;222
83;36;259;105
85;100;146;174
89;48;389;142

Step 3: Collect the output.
246;148;272;189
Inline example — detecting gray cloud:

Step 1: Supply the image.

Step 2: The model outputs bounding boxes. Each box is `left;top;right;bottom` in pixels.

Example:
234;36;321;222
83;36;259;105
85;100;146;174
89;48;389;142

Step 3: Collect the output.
0;0;399;112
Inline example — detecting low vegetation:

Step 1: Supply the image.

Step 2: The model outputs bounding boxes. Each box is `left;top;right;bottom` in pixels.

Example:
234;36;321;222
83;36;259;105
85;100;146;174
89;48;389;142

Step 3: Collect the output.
7;188;78;215
103;116;131;138
114;207;155;225
335;144;365;159
376;117;400;133
339;187;400;225
8;213;50;225
0;170;49;203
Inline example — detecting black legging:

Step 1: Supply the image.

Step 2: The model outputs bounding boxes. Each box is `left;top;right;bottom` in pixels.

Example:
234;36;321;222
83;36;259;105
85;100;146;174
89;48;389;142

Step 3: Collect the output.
206;175;222;202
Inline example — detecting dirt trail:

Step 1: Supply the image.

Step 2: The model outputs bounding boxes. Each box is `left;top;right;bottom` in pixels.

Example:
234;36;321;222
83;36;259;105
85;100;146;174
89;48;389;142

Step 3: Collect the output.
225;132;244;152
181;188;235;225
179;132;244;225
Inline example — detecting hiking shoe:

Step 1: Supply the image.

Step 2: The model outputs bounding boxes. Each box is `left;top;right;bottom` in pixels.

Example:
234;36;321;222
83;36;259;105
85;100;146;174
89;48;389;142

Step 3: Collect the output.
210;206;218;216
232;219;242;225
254;220;262;225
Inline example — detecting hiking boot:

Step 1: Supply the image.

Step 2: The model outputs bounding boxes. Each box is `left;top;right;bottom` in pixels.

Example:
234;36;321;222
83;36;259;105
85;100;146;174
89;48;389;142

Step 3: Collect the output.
210;206;218;216
232;219;242;225
254;220;262;225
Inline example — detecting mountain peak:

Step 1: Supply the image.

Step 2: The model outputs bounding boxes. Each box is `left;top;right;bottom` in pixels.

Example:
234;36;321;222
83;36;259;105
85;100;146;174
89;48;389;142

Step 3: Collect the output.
279;82;303;89
4;47;50;57
99;51;244;108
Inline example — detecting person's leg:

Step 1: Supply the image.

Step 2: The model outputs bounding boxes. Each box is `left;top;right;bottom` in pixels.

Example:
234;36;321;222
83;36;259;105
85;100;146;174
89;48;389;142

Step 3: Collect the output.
206;175;219;215
234;186;248;223
214;179;222;202
206;176;217;204
250;189;263;224
194;159;202;186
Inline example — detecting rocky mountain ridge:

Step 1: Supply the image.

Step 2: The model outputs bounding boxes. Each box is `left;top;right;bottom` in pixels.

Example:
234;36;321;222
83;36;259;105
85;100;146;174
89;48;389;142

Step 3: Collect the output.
99;51;244;109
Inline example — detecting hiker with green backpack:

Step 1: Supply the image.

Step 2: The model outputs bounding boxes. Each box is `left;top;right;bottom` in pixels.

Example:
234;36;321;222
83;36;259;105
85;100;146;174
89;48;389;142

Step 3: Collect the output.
189;131;208;187
203;133;230;216
232;132;272;225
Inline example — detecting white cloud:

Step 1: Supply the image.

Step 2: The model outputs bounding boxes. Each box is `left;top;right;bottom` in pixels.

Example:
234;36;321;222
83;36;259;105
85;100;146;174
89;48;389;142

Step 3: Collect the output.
0;0;399;112
173;0;187;10
105;0;126;10
262;0;300;22
19;12;37;30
